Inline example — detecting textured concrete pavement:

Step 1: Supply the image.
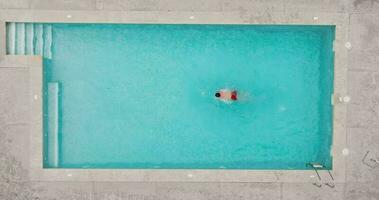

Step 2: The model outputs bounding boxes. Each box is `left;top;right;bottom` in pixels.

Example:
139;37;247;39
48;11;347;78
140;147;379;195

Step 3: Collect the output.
1;0;379;199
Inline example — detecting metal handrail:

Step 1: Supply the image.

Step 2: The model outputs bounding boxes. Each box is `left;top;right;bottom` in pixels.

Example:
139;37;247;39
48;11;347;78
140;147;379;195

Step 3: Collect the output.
306;162;335;188
362;151;379;168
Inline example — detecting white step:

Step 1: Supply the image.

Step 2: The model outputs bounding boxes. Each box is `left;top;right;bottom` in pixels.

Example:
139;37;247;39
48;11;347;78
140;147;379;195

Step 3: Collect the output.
6;22;16;54
15;23;25;55
47;82;60;168
34;24;44;56
44;25;52;59
25;23;34;55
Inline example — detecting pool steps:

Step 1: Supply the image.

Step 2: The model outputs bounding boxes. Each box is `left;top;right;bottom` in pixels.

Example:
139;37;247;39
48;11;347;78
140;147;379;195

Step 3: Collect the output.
47;82;59;167
25;23;34;55
6;22;52;59
15;23;25;55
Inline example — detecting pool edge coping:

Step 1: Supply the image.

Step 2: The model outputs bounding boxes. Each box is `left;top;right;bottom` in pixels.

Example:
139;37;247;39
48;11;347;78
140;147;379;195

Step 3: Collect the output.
0;10;348;182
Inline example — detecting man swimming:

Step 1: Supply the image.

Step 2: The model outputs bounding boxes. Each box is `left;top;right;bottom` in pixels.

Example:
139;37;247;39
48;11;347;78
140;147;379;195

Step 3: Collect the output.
215;89;238;101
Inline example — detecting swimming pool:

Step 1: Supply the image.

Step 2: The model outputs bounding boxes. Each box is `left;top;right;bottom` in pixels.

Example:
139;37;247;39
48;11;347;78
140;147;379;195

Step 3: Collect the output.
7;23;335;170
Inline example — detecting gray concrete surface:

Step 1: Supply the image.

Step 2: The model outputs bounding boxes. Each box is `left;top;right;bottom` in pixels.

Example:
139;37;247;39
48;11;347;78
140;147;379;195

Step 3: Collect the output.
1;0;379;199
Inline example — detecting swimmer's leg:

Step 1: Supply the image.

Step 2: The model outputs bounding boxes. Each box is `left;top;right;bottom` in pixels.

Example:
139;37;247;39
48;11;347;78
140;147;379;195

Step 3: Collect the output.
221;99;232;104
236;91;251;102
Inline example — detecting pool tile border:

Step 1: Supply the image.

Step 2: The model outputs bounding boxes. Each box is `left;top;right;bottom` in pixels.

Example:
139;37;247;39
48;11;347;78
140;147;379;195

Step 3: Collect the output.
0;10;348;182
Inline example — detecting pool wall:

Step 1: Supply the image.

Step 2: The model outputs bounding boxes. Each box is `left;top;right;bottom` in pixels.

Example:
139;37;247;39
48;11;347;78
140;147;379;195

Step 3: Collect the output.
0;10;348;182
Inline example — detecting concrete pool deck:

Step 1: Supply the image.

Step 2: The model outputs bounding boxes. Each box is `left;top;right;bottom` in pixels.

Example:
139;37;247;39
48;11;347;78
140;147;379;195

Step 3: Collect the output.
0;0;379;199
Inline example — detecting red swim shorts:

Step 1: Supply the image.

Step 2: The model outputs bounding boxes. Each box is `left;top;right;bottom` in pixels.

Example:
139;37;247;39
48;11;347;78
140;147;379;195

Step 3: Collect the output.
231;91;237;100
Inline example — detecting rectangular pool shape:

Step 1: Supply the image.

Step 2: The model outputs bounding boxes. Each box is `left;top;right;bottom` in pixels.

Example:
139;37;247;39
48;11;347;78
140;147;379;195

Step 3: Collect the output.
7;23;334;169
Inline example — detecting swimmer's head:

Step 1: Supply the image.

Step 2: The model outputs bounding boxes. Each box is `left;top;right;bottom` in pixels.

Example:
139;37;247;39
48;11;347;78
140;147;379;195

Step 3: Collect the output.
215;92;221;98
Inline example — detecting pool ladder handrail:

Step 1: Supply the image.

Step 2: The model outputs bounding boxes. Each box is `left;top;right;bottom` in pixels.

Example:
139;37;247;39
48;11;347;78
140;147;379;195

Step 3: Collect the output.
362;151;379;168
306;162;335;188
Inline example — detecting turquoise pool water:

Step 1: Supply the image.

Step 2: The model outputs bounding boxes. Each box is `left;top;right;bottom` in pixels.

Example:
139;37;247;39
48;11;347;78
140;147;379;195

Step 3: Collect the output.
40;24;334;169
